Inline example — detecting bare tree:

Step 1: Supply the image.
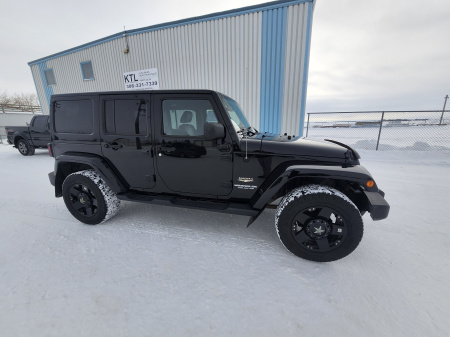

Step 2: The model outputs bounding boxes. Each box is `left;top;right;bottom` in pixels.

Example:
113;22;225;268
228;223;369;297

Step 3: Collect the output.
0;91;12;105
0;91;39;107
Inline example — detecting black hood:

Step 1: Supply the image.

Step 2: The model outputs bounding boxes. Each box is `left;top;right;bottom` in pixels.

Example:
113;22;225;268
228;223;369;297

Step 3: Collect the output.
254;133;360;163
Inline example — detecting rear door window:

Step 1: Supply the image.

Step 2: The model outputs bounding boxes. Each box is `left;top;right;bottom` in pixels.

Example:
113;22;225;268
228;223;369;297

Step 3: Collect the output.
104;99;147;135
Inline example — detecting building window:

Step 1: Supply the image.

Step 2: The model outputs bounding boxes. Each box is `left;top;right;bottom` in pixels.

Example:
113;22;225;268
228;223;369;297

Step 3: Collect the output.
44;69;56;86
80;61;95;80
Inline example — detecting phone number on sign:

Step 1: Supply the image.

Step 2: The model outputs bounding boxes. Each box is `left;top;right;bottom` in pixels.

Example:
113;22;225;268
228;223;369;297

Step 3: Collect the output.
126;81;158;89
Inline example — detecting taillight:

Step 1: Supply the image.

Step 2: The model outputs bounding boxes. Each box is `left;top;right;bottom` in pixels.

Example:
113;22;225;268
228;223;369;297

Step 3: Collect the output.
47;143;54;157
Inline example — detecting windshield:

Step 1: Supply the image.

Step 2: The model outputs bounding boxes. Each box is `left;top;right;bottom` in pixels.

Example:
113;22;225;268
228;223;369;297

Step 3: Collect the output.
219;94;251;132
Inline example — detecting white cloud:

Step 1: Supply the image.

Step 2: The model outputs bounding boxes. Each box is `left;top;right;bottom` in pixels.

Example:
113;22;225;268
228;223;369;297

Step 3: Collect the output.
307;0;450;111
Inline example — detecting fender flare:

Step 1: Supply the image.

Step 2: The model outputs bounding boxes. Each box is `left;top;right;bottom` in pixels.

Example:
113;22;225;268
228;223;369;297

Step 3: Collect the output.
53;153;127;196
13;131;33;146
250;164;378;209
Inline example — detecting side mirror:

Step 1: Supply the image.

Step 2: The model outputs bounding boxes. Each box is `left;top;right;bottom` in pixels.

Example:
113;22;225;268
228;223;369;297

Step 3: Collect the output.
204;122;225;140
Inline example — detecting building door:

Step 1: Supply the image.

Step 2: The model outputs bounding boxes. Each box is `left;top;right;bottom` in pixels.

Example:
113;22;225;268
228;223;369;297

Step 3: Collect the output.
100;94;155;190
153;93;232;196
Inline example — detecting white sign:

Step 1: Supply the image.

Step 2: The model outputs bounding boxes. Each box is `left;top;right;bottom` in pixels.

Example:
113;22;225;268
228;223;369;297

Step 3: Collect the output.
123;68;159;90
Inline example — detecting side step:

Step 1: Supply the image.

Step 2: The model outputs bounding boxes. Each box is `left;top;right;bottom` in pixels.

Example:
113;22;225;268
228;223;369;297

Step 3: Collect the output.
117;192;260;217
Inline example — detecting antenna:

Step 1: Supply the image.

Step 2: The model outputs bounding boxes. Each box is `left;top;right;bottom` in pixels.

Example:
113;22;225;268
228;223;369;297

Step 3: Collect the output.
123;26;129;54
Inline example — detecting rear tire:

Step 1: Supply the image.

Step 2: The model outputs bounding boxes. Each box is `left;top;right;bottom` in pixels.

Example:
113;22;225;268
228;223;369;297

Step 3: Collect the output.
276;185;363;262
17;138;33;156
62;170;120;225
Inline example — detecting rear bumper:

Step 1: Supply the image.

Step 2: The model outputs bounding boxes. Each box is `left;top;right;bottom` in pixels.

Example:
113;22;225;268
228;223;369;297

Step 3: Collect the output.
364;190;390;220
48;172;56;186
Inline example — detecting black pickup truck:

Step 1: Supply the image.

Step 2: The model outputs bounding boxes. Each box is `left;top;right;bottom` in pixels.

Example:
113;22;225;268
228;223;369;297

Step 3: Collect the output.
47;90;390;262
6;115;51;155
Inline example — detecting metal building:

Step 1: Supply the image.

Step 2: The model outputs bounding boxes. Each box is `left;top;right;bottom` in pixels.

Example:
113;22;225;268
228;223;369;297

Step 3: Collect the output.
28;0;314;136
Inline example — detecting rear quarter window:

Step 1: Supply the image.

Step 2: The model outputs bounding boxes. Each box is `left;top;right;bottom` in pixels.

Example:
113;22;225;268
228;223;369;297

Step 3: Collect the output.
32;116;48;128
54;100;93;134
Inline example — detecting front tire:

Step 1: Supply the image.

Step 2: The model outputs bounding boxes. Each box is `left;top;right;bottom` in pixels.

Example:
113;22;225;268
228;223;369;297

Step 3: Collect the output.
276;185;363;262
62;170;120;225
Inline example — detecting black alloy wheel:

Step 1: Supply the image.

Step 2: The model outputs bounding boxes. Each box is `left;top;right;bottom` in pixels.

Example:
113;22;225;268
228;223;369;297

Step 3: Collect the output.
291;206;346;253
67;182;99;218
276;186;364;262
62;170;120;225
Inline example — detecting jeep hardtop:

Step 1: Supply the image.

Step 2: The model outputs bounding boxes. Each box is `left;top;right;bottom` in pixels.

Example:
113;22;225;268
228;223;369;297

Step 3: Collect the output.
48;90;389;262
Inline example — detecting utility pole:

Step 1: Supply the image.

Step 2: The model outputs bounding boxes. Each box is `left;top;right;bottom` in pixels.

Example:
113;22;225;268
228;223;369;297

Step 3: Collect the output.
440;94;449;125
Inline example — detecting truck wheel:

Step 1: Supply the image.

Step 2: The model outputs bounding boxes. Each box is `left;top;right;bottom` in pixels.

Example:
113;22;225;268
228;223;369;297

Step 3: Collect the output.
17;139;33;156
62;170;121;225
275;185;363;262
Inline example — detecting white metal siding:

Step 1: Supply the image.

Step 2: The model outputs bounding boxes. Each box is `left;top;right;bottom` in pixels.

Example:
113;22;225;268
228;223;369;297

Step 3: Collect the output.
30;0;313;136
0;113;36;140
281;3;310;136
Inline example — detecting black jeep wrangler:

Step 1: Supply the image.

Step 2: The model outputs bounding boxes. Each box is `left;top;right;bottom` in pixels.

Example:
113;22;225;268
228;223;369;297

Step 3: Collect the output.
48;90;389;262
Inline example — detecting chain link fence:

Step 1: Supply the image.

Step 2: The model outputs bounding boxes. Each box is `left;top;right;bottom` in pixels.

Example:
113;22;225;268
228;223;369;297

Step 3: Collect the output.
304;110;450;151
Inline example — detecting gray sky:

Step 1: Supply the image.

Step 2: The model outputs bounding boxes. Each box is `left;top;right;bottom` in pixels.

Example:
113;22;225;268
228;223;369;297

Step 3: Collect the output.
1;0;449;112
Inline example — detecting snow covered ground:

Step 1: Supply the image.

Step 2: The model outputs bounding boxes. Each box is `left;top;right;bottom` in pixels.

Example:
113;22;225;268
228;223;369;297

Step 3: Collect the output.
0;144;449;337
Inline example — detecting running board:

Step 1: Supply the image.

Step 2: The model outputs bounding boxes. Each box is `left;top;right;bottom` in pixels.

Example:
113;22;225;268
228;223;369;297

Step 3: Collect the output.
117;192;260;217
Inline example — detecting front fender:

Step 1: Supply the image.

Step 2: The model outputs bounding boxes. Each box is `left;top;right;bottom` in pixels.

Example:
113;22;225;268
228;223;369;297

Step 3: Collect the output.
52;153;127;196
251;164;378;209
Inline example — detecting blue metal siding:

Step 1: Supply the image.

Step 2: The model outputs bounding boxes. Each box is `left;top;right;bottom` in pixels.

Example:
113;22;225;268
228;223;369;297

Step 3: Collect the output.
259;7;287;134
38;62;54;108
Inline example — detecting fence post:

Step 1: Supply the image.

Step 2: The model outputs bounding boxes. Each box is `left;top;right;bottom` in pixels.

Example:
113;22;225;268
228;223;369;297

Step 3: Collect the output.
306;113;310;137
440;95;448;125
376;112;385;151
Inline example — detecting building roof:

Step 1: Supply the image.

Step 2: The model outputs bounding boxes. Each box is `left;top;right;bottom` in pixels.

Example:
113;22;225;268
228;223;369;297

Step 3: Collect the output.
28;0;313;66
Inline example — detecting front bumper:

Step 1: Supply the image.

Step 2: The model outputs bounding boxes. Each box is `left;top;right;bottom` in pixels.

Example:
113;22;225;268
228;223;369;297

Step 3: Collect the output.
364;190;390;220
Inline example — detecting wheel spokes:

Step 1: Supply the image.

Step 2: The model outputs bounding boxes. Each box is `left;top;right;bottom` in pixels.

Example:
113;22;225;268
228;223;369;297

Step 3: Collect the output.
85;207;93;217
293;229;310;245
331;225;345;235
291;205;347;253
294;212;309;226
318;207;333;219
72;201;83;211
315;238;331;252
69;186;80;197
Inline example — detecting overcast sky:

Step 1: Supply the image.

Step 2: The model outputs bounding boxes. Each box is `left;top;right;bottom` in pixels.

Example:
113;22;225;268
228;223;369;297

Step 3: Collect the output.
1;0;449;112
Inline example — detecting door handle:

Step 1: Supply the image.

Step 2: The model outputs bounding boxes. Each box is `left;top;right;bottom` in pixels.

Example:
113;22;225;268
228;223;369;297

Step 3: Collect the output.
104;142;123;150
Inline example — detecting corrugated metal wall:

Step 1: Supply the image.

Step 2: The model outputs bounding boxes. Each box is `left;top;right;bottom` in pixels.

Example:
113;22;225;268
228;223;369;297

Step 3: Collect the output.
0;113;36;141
282;2;312;136
29;0;314;136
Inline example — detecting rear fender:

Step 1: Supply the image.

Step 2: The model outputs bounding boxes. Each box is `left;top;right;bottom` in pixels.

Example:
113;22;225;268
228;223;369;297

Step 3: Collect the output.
53;153;127;197
13;131;33;146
